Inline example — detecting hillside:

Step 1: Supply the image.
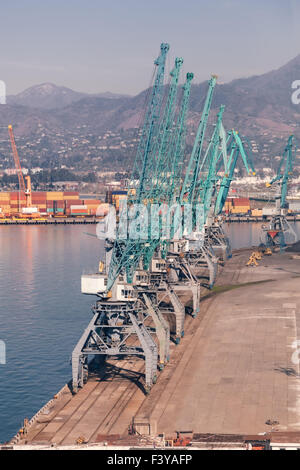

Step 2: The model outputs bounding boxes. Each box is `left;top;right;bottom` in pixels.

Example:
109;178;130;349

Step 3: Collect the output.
0;54;300;171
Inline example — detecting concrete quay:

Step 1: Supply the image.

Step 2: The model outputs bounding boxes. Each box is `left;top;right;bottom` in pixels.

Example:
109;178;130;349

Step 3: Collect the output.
14;248;300;445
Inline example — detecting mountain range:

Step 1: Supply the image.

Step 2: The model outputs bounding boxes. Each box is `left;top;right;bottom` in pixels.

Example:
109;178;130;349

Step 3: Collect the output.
7;83;129;109
1;53;300;167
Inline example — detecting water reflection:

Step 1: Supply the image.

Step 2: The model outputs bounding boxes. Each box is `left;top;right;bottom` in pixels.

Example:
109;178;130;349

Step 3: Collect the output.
224;221;300;249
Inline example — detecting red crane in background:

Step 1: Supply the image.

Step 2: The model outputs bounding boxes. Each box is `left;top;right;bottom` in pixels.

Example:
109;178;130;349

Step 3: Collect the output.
8;124;32;208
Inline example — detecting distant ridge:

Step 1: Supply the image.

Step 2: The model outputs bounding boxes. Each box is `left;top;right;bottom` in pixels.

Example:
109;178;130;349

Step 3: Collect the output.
1;53;300;168
7;83;131;110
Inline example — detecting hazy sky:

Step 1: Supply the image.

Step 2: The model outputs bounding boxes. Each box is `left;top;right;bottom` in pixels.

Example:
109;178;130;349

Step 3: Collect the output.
1;0;300;95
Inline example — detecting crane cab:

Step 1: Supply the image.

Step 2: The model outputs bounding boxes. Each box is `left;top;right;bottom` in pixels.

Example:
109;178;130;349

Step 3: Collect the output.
81;273;107;295
81;273;137;301
150;258;167;273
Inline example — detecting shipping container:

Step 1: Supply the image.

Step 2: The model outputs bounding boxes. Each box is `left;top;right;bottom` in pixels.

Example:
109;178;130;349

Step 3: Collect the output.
46;192;64;200
111;190;127;195
63;191;79;197
65;199;82;207
262;207;277;216
32;192;46;197
251;209;263;217
83;199;101;205
231;207;250;214
288;202;300;213
70;205;87;211
232;197;250;206
22;207;38;214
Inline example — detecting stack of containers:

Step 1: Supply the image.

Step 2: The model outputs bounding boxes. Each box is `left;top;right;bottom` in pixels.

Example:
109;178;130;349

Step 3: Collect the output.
231;197;250;214
31;191;46;215
83;199;101;216
70;204;88;216
53;200;65;215
0;192;11;216
46;191;64;215
64;192;81;216
10;191;26;215
0;190;93;217
46;200;54;214
224;198;234;214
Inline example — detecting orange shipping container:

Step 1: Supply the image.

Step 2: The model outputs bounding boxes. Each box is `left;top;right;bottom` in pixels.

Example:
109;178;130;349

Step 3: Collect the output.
84;199;101;205
231;207;250;214
232;197;250;207
46;192;64;200
251;209;263;216
63;191;79;197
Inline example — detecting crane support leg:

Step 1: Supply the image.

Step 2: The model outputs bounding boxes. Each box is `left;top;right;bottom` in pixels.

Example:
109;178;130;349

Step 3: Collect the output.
142;293;170;369
72;312;98;393
72;301;158;394
166;287;185;344
191;282;201;318
201;244;218;288
128;312;158;392
206;224;232;261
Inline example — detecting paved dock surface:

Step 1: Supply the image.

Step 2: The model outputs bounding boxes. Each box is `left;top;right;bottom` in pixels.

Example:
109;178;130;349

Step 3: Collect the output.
15;249;300;444
150;253;300;435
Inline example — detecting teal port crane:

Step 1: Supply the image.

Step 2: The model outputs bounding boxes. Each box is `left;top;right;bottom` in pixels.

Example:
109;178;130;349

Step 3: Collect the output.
106;56;194;291
180;75;217;205
204;129;256;260
261;135;298;250
106;43;171;292
142;71;194;268
214;130;256;216
132;43;170;203
179;106;227;286
266;135;295;209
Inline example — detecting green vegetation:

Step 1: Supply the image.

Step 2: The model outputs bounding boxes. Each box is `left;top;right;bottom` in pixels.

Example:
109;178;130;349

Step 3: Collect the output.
0;169;97;189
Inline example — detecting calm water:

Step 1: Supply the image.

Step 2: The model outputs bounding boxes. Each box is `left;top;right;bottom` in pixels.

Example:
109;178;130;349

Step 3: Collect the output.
0;222;299;443
224;221;300;249
0;225;104;443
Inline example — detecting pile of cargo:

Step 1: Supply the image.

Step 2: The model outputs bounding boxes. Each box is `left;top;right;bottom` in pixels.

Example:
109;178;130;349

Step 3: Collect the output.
34;191;85;216
0;191;105;218
0;191;27;216
0;192;14;216
225;197;251;215
81;199;103;217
